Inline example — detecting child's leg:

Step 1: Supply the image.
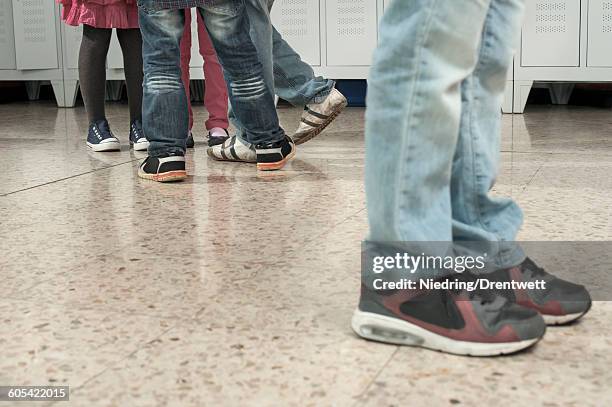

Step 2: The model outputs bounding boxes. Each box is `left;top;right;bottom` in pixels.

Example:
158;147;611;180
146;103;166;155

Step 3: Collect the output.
196;12;229;131
139;7;188;157
179;10;194;131
116;28;144;123
79;25;112;123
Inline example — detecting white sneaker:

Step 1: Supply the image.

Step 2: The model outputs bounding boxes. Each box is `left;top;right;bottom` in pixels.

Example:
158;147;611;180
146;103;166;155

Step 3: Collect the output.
292;88;348;145
206;135;256;163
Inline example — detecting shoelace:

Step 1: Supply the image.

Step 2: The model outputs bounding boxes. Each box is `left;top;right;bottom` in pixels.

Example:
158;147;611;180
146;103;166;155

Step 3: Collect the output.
132;122;143;140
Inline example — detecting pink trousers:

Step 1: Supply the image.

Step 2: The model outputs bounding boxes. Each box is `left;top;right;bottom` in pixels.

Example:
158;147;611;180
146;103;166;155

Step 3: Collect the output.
179;10;229;131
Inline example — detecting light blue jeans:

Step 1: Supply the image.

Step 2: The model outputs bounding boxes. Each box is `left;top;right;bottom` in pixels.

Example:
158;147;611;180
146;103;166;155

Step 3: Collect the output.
366;0;526;271
232;0;334;141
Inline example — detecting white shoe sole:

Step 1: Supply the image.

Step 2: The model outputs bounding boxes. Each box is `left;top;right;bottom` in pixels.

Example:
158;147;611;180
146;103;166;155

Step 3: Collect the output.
87;141;120;152
206;147;256;163
137;168;187;182
132;140;149;151
351;310;541;357
543;312;587;325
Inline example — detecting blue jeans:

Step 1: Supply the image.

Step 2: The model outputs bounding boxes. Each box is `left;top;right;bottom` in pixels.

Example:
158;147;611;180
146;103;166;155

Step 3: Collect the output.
138;0;285;156
365;0;526;271
232;0;334;141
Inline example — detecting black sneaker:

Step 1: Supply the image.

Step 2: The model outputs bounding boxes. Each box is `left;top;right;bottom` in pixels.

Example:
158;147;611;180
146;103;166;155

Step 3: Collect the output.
87;119;120;152
186;131;195;149
207;128;230;147
352;273;546;356
489;258;592;325
138;153;187;182
129;119;149;151
255;135;295;171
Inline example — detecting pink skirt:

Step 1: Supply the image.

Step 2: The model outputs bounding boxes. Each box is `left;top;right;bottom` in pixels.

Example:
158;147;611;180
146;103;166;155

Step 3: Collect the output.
59;0;139;29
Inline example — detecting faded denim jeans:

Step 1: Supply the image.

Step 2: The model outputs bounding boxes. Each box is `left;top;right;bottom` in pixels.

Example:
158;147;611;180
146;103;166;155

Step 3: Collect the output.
138;0;285;156
365;0;527;272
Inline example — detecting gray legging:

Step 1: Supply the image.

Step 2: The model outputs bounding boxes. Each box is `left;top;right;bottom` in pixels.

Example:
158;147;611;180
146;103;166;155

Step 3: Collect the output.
78;24;143;124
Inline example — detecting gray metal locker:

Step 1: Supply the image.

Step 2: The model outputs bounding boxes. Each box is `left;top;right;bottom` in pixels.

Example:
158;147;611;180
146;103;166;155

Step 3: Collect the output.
521;0;581;67
325;0;377;66
107;31;124;69
0;1;17;69
271;0;321;66
12;0;59;70
189;9;205;70
587;0;612;67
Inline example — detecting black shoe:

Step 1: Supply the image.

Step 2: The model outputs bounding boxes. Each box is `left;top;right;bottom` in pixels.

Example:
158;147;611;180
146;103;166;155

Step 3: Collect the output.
255;135;295;171
207;128;229;147
186;132;195;149
138;153;187;182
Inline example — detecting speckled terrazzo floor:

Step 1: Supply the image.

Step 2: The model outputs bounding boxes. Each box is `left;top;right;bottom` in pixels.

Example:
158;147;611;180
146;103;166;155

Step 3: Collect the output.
1;101;611;407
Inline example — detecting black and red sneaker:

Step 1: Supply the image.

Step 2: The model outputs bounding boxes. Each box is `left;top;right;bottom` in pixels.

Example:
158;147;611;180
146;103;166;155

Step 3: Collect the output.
255;135;295;171
488;258;592;325
352;274;546;356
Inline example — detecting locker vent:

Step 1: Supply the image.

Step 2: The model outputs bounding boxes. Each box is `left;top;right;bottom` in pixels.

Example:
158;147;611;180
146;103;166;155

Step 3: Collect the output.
535;1;567;33
277;0;309;37
603;2;612;33
336;0;366;36
21;0;47;43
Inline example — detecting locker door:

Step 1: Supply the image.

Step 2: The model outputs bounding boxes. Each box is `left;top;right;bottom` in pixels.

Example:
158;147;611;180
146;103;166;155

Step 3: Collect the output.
189;9;204;69
107;31;124;69
326;0;377;66
383;0;393;10
12;0;59;69
271;0;321;66
62;24;82;69
0;0;17;69
587;0;612;67
521;0;581;67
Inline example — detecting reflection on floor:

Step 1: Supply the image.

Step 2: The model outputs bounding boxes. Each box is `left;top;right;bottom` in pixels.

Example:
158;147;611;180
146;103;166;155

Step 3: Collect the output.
1;101;611;406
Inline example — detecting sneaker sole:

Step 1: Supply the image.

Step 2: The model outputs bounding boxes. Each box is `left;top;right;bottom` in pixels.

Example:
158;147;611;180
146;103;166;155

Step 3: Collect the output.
206;147;255;163
138;169;187;182
131;141;149;151
293;99;348;146
87;141;121;152
256;148;296;171
351;309;541;357
542;301;591;325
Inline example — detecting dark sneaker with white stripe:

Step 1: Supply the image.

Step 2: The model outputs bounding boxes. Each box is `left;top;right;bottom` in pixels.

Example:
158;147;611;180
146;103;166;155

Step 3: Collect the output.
129;119;149;151
352;273;546;356
87;119;120;152
207;128;230;147
255;135;296;171
292;88;347;145
138;153;187;182
488;258;592;325
207;135;256;163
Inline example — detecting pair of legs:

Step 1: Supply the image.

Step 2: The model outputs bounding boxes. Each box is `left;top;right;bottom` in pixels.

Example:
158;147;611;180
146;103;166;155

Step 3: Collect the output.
79;25;143;124
138;0;284;156
179;9;229;133
137;0;295;179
